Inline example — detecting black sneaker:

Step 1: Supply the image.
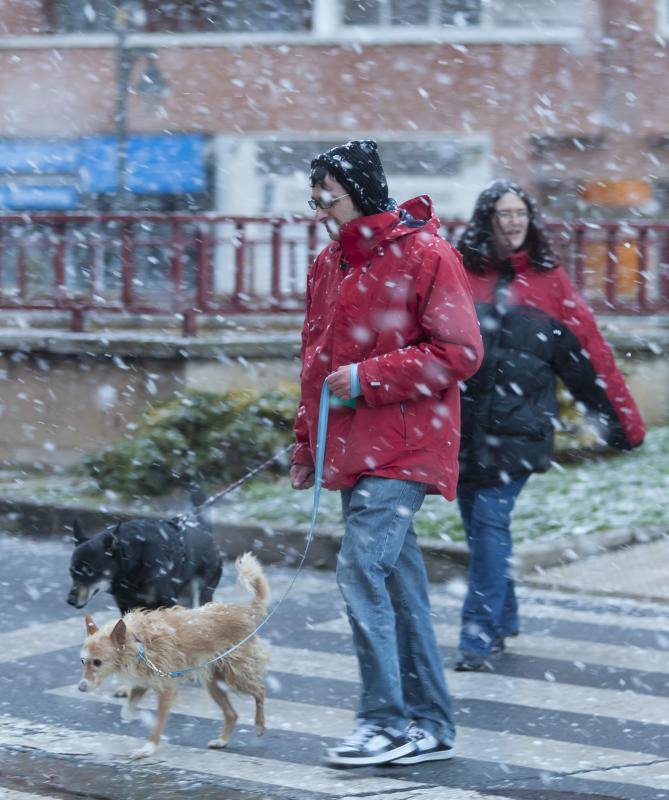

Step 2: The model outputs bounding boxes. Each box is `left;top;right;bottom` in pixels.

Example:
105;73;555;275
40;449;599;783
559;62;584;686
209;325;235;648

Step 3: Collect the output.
491;637;505;655
326;723;416;767
393;726;455;765
454;652;493;672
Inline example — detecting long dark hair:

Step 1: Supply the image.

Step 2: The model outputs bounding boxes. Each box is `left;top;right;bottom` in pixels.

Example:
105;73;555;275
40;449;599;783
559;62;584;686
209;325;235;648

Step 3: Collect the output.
457;180;557;273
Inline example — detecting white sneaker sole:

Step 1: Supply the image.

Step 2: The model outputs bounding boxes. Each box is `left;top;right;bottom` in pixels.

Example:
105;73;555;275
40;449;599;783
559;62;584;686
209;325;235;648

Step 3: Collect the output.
326;740;416;766
393;748;455;765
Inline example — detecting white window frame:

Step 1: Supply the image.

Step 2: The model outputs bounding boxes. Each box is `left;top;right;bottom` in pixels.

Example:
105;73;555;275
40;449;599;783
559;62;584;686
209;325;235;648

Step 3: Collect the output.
0;0;584;49
659;0;669;37
330;0;584;44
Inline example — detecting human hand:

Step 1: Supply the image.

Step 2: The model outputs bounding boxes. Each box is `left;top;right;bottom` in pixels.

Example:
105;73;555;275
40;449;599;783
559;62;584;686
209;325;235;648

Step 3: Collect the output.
290;463;315;490
326;365;352;400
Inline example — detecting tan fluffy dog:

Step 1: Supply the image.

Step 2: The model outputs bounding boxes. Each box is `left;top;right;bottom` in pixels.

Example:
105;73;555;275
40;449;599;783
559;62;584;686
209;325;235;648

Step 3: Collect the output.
78;552;270;759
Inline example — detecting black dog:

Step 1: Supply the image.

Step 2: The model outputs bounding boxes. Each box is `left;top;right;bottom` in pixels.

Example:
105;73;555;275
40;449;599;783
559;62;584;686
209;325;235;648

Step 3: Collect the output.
67;487;222;614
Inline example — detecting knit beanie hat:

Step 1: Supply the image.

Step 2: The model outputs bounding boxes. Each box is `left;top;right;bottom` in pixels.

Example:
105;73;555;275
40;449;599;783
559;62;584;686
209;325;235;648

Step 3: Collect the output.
310;139;389;216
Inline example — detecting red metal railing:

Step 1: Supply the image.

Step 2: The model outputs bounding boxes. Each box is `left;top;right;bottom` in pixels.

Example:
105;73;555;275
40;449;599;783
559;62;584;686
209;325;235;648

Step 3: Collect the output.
0;213;667;334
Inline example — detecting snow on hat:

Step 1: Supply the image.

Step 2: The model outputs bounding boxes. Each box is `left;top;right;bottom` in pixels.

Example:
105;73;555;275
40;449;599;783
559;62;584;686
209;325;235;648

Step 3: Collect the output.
310;139;389;216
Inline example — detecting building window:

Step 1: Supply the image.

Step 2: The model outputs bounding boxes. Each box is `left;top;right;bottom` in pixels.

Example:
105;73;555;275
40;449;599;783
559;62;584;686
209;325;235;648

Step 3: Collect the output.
256;140;464;178
219;136;489;219
50;0;312;34
341;0;580;30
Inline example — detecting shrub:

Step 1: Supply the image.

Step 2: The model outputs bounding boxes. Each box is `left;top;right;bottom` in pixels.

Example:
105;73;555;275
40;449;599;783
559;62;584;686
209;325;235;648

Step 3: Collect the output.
82;387;298;498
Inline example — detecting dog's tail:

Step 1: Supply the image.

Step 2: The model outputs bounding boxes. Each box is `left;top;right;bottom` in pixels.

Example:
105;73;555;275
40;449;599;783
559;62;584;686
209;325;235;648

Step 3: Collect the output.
236;553;269;621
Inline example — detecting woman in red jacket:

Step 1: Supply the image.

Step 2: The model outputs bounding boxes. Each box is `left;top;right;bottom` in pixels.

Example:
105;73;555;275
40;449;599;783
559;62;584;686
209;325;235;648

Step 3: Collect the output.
454;180;646;671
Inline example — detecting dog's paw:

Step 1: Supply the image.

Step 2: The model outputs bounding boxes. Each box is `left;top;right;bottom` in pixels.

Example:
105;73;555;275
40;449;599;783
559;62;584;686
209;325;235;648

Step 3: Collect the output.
120;704;139;723
131;742;158;760
207;737;229;749
256;724;265;737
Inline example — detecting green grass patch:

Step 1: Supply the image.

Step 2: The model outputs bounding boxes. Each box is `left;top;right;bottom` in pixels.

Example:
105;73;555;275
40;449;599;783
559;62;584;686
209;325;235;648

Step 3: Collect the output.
215;426;668;544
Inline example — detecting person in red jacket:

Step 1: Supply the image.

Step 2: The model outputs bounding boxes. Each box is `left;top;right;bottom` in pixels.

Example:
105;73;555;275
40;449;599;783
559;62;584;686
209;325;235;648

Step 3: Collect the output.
291;140;483;766
454;180;646;671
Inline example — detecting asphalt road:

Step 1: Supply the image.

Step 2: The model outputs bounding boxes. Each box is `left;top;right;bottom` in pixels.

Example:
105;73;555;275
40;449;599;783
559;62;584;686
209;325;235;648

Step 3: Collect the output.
2;531;669;800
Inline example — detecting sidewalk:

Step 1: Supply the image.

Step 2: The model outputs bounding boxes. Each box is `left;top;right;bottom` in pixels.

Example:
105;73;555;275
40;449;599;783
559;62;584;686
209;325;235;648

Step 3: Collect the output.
523;536;669;603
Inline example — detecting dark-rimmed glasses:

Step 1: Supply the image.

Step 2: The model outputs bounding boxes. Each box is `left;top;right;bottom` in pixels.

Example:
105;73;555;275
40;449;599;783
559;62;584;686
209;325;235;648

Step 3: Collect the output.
308;193;349;211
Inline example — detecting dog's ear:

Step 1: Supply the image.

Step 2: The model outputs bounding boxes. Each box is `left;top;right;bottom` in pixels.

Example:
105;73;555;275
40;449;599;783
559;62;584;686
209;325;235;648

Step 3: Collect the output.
84;614;98;636
102;523;121;555
72;519;87;545
110;619;126;648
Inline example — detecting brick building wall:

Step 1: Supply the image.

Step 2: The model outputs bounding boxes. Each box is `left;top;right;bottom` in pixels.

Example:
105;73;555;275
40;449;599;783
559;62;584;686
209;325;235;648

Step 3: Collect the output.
0;0;667;217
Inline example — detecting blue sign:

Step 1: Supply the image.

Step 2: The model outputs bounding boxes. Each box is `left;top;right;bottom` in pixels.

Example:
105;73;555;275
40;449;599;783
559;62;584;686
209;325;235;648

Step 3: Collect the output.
0;134;207;209
79;134;207;194
0;184;80;211
0;139;79;175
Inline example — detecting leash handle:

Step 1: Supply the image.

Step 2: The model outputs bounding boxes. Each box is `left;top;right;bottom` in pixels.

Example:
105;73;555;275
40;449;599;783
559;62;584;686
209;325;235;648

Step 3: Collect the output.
136;381;331;680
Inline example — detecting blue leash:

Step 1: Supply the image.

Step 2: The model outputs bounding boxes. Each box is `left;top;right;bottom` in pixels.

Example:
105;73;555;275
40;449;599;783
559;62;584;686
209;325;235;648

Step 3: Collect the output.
134;381;332;679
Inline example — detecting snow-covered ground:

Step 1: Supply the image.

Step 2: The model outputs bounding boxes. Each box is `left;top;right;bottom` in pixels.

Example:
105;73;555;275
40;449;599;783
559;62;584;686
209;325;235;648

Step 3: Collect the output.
215;426;668;543
2;427;666;546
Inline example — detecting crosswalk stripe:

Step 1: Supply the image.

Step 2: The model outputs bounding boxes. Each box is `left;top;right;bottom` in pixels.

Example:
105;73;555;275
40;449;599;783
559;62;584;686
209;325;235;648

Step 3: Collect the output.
262;646;669;726
6;574;668;671
0;567;330;665
314;615;669;675
0;571;327;665
6;608;669;691
40;687;669;792
0;714;446;798
432;592;669;632
0;612;117;663
50;663;669;734
517;584;669;613
5;627;669;759
336;791;503;800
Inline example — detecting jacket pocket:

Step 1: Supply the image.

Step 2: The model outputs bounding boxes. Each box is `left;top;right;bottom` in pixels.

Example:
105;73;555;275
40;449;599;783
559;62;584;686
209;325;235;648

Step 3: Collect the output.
400;397;439;450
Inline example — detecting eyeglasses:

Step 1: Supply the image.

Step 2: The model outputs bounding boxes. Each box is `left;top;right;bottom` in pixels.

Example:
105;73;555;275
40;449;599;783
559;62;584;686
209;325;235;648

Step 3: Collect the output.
308;193;349;211
495;209;530;221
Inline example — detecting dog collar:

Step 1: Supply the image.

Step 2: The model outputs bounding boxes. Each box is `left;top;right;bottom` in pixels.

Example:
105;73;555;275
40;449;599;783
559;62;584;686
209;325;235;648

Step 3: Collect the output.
133;636;145;664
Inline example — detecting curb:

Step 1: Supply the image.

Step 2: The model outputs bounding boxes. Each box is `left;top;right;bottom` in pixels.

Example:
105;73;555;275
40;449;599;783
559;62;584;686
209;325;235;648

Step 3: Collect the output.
0;496;665;588
0;496;468;583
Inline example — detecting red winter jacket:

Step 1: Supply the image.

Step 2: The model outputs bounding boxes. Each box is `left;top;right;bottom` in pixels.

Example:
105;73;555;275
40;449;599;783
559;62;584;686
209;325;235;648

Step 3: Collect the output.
458;251;646;485
292;196;483;500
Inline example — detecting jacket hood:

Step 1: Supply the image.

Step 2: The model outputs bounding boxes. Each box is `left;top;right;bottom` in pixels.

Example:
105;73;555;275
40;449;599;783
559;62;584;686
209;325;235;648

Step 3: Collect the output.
338;195;440;268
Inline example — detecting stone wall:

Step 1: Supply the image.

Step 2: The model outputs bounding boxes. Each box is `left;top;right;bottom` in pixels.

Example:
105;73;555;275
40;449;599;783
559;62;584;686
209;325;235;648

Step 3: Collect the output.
0;317;664;470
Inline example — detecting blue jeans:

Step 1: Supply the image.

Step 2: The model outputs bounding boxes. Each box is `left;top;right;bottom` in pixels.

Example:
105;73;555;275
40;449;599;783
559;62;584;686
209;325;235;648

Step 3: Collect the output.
338;476;455;745
457;476;529;657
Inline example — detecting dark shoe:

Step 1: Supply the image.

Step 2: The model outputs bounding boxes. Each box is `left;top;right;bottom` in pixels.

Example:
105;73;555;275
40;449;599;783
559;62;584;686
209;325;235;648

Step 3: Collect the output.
495;629;520;653
326;723;416;767
454;652;493;672
491;637;505;655
392;726;455;765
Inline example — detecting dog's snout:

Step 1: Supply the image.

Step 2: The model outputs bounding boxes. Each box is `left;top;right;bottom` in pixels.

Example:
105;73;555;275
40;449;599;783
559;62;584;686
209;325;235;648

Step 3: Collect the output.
67;584;90;609
78;679;89;692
